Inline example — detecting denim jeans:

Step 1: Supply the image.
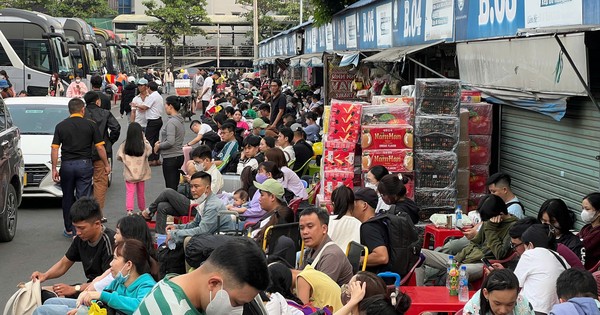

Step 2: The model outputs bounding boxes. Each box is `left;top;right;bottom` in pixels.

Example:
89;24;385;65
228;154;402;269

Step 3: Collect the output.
148;188;191;234
162;155;184;190
33;297;78;315
59;159;93;232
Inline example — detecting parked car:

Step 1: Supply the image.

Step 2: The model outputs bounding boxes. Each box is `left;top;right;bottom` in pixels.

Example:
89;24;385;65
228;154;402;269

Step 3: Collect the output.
0;97;24;242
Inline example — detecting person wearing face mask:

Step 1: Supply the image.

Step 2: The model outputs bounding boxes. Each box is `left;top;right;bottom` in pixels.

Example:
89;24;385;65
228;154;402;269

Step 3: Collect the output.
365;165;391;213
142;171;234;237
66;75;89;98
33;239;156;315
377;174;419;224
48;73;64;97
579;192;600;270
537;198;584;260
134;237;269;315
184;145;223;193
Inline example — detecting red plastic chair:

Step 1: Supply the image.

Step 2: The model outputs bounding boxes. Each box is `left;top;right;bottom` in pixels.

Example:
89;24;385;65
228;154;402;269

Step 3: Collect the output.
289;198;303;217
471;252;519;291
588;260;600;272
399;253;425;286
147;203;198;230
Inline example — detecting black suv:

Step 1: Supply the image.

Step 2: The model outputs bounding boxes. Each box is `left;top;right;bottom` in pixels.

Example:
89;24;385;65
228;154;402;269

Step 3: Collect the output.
0;97;24;242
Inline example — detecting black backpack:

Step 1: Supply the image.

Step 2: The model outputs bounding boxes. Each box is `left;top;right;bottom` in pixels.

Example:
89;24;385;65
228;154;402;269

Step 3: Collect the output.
184;234;237;269
157;243;186;279
370;213;422;277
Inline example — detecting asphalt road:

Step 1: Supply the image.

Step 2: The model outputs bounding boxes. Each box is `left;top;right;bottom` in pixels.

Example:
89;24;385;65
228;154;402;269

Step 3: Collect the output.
0;102;197;307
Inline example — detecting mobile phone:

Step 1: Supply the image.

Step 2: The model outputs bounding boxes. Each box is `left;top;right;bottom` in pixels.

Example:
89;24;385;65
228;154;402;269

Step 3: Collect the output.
457;226;466;232
481;257;493;268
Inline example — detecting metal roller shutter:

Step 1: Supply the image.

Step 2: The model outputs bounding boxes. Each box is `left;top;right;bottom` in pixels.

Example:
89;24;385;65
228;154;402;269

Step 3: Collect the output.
500;99;600;228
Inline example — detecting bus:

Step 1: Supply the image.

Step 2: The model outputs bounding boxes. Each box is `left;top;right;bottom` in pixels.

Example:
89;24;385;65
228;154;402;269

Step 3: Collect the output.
57;18;102;81
94;27;122;75
120;44;138;76
0;8;74;96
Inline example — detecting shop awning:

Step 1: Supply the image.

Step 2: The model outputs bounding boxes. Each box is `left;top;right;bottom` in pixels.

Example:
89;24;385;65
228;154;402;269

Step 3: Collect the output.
339;52;360;67
290;53;324;68
363;40;444;63
474;87;569;121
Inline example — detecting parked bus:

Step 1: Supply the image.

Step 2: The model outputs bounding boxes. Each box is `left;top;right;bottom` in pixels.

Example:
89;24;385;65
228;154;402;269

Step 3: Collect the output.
0;8;73;96
58;18;102;81
94;27;122;75
120;44;138;76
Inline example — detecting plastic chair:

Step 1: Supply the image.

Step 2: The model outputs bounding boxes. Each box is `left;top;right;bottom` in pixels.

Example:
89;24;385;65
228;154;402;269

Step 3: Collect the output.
346;241;369;274
147;203;198;231
471;251;519;291
307;181;321;205
288;198;303;217
588;260;600;272
216;210;243;235
300;179;308;189
262;222;304;267
399;252;426;286
293;158;312;177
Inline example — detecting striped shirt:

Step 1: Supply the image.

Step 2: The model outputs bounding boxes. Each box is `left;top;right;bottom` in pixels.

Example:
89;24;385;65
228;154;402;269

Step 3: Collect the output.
216;140;239;172
134;275;205;315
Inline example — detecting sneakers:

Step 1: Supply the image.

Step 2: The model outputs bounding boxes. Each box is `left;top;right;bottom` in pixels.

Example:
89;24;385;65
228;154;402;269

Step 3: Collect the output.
63;230;74;238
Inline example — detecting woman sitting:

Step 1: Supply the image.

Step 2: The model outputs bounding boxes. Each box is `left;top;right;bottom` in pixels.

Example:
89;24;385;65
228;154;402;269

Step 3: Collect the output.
463;269;534;315
537;198;584;259
327;186;361;251
365;165;391;213
34;239;156;315
265;148;308;201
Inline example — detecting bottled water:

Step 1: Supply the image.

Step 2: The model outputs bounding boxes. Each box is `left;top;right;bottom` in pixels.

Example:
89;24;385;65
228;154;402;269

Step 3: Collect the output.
459;266;469;302
446;255;455;289
455;205;463;229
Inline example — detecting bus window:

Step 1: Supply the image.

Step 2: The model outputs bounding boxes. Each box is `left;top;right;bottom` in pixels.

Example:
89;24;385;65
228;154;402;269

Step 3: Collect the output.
51;37;72;75
0;46;12;67
12;39;51;73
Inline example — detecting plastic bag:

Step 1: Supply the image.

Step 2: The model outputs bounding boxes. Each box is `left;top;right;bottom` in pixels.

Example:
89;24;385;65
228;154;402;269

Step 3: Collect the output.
88;302;107;315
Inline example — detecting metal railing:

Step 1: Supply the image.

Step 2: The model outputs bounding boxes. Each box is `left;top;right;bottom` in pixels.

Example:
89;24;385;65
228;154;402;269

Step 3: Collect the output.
140;45;254;58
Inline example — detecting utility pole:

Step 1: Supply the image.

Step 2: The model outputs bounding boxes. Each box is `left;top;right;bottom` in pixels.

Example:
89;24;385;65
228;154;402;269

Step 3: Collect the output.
300;0;303;24
253;0;258;61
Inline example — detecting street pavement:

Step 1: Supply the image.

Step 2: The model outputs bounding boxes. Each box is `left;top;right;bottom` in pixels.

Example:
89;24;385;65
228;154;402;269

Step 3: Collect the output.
0;100;198;306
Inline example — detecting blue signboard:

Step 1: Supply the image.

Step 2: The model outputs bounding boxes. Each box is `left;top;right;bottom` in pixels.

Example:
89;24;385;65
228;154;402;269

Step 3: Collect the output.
358;5;377;50
454;0;525;41
304;25;314;53
393;0;454;46
333;15;347;51
317;25;327;52
584;0;600;24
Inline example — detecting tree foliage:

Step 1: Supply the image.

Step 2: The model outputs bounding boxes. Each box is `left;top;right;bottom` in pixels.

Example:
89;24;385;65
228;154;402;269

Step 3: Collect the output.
141;0;209;67
236;0;312;41
309;0;358;25
5;0;116;18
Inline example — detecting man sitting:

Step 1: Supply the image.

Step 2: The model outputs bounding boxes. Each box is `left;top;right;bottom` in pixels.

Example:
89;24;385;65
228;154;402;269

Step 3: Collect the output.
352;187;391;274
276;126;295;164
215;123;239;173
487;172;524;219
186;120;213;147
143;171;233;237
290;124;314;177
185;145;223;193
134;238;269;314
31;197;115;297
298;207;353;286
417;194;517;284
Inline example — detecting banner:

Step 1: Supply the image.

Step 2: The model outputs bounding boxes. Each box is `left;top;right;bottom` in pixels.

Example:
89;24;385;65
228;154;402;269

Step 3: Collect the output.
326;23;334;51
328;62;355;100
359;6;377;49
425;0;454;41
346;13;358;49
376;2;393;48
334;16;347;51
525;0;582;28
455;0;524;41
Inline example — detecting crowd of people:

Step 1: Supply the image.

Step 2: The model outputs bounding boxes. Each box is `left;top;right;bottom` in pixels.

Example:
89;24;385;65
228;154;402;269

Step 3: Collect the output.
19;66;600;315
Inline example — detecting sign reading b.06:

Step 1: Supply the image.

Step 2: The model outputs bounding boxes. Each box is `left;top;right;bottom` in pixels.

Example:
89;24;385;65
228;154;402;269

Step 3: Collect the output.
478;0;518;25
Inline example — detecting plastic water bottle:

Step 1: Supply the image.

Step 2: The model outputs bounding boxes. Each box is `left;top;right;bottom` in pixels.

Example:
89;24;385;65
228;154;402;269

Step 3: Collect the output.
167;231;176;250
455;205;463;229
446;255;454;289
459;266;469;302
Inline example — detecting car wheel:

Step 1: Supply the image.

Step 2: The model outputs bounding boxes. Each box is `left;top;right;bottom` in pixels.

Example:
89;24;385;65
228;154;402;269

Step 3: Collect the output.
0;185;18;242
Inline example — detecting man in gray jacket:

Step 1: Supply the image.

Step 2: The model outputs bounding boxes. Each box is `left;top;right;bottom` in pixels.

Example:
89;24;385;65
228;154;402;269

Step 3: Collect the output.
154;95;185;190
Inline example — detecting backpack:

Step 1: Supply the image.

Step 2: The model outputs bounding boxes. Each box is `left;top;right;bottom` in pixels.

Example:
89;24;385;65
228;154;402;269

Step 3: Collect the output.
184;234;236;269
156;243;186;279
370;213;422;277
287;300;333;315
506;201;525;212
3;281;42;315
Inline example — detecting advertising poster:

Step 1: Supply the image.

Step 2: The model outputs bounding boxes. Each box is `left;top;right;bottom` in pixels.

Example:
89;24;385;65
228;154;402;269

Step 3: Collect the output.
454;0;524;41
525;0;582;28
359;6;377;49
326;23;334;51
376;2;393;48
317;25;327;52
311;27;318;53
328;62;355;100
304;27;313;53
346;14;358;49
425;0;454;41
334;16;347;51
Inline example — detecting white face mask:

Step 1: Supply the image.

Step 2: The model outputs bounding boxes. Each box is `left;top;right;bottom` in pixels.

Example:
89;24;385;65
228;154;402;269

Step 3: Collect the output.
196;192;208;204
205;283;233;315
365;182;377;191
581;209;598;224
194;161;205;172
75;79;81;83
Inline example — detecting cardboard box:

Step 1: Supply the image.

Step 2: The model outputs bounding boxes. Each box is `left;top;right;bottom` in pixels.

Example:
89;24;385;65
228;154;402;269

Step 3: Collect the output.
324;141;356;172
457;169;470;199
462;102;493;135
361;124;413;150
458;140;470;169
461;90;482;104
362;149;413;172
362;105;413;125
470;165;490;194
328;100;365;143
323;171;354;199
470;135;492;166
460;108;469;141
371;96;414;106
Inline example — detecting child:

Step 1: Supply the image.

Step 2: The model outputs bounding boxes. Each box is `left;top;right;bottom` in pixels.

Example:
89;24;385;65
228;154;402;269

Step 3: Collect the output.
549;268;600;315
226;189;249;214
117;122;152;216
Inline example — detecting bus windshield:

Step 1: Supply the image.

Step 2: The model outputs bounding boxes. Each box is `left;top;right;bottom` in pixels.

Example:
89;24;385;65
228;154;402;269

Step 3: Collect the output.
85;44;100;72
121;48;132;74
108;45;120;73
51;37;72;75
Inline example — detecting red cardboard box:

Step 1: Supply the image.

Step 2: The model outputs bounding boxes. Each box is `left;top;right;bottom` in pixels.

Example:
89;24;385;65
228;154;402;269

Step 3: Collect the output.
469;165;489;194
462;102;493;135
362;149;414;173
371;96;414;106
468;193;487;212
323;171;354;199
324;141;356;172
361;124;413;150
461;90;482;104
362;104;413;125
328;100;364;143
470;135;492;165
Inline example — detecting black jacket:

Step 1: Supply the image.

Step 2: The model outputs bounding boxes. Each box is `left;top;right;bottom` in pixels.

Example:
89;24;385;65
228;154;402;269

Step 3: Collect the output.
121;82;137;111
84;104;121;159
93;90;112;111
390;198;420;224
558;232;584;259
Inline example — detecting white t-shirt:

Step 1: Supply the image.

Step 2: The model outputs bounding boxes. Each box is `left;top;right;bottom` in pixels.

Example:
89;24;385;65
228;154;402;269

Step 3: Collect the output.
514;247;569;314
145;91;163;120
507;197;524;219
328;214;362;252
197;123;212;136
202;76;214;101
132;95;147;127
280;145;296;163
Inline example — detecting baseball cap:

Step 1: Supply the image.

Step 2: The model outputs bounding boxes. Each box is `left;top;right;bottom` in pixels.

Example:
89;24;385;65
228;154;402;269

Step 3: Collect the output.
252;118;268;129
0;80;8;88
254;179;285;201
354;187;378;209
290;123;303;132
137;78;148;85
127;76;136;83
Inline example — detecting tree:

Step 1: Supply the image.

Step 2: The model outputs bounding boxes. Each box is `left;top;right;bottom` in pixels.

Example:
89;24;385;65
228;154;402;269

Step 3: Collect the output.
6;0;115;18
141;0;209;67
310;0;358;25
236;0;312;41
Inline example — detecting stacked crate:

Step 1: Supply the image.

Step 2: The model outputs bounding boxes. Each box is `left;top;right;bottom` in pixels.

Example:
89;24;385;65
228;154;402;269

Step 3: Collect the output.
413;79;461;221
